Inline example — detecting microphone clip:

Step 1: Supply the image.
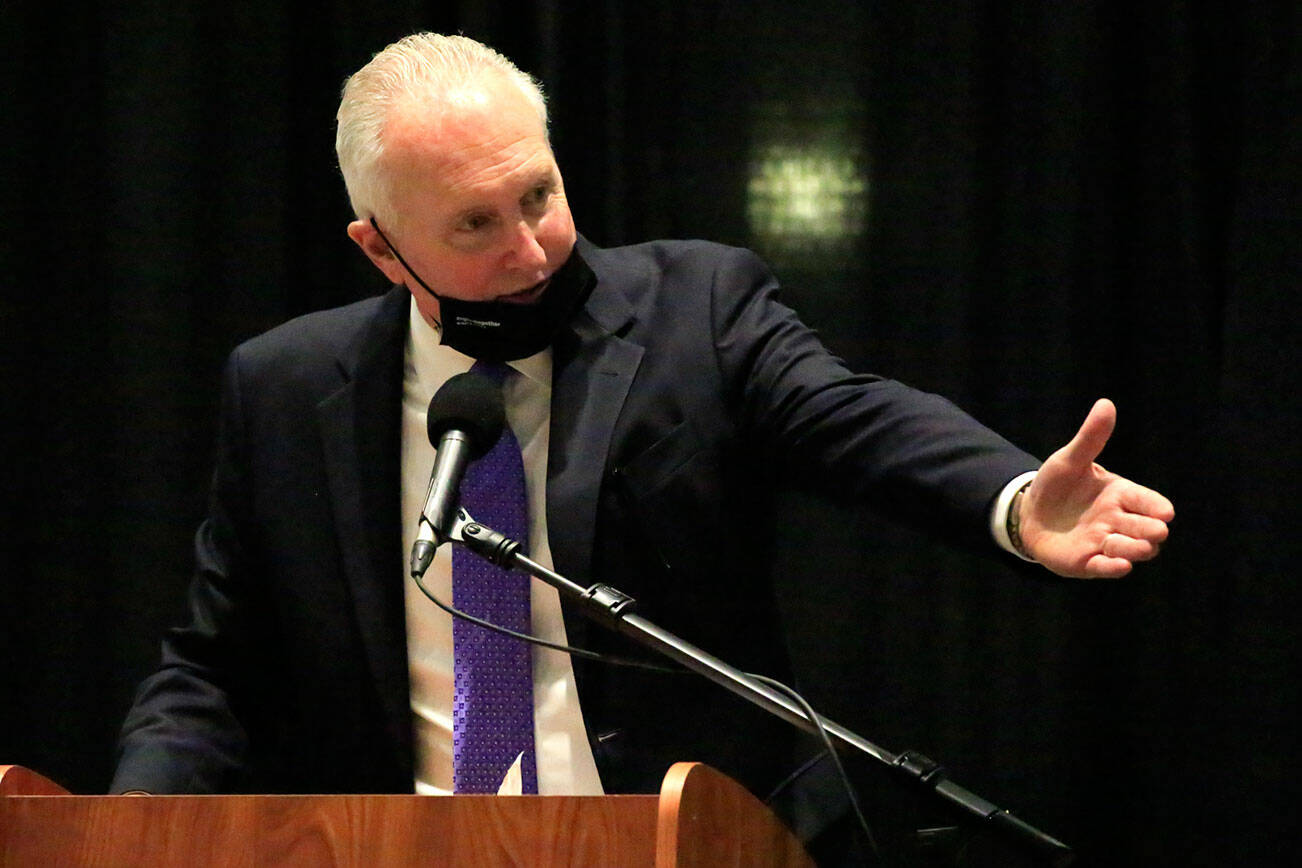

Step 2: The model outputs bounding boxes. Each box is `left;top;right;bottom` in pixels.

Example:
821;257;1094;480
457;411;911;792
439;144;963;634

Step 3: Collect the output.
410;507;523;579
457;515;521;566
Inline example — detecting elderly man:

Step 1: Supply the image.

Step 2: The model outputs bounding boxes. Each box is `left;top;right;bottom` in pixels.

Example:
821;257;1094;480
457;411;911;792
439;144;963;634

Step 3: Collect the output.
113;32;1171;814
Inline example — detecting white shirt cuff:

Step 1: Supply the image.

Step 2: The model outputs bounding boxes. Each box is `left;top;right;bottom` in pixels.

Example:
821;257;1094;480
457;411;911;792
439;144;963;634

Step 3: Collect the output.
990;470;1038;561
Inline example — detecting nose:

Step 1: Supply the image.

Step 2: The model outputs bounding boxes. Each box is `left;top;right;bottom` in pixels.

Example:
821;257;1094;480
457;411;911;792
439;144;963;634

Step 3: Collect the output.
506;220;548;269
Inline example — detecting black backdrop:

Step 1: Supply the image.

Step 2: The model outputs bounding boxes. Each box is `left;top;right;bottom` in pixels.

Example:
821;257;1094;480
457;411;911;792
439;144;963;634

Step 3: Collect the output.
2;1;1298;864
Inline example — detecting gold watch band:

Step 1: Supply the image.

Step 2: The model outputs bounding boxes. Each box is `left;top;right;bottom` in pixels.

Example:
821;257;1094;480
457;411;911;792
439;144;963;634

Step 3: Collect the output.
1007;478;1034;559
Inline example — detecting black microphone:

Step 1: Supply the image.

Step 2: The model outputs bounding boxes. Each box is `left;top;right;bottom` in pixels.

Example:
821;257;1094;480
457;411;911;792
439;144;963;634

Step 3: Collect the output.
410;371;506;578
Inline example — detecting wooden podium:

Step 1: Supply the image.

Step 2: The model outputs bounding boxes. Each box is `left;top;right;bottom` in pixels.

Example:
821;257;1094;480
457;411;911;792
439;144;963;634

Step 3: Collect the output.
0;762;813;866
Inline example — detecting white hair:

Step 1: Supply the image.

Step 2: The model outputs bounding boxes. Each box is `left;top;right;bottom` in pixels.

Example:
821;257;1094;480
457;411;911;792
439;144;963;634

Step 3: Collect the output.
335;33;548;225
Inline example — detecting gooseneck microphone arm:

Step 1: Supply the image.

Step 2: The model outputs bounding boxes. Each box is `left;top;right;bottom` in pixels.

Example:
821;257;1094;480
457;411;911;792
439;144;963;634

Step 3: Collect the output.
413;370;1071;865
437;509;1074;868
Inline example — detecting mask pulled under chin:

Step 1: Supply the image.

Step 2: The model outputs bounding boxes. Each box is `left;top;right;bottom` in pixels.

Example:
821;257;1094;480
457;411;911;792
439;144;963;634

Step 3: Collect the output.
430;249;594;362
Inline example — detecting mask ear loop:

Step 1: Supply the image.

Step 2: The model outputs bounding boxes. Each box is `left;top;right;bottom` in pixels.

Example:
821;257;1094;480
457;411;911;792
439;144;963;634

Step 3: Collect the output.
369;216;443;330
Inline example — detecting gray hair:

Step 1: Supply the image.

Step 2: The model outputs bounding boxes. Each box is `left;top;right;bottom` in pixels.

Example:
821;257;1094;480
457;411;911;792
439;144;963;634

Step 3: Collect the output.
335;33;548;224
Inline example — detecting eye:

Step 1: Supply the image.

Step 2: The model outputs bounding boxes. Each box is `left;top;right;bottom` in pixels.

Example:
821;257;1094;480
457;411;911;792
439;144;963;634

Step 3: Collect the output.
458;213;494;232
523;184;552;209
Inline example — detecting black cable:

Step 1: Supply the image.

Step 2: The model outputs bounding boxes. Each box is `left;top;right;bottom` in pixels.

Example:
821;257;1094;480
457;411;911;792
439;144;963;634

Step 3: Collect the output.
417;545;880;863
747;672;884;866
411;570;682;674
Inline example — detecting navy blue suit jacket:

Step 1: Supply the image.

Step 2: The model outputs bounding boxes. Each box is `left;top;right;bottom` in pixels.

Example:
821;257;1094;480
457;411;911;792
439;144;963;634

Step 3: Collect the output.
112;239;1038;801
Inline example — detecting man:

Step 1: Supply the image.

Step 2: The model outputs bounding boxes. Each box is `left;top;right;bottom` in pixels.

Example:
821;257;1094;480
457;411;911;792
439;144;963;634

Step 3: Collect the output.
113;33;1171;812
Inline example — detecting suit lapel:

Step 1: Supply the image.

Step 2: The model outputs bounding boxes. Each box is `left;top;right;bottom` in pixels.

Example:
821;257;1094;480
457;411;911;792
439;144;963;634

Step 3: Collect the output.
316;287;413;776
547;245;644;648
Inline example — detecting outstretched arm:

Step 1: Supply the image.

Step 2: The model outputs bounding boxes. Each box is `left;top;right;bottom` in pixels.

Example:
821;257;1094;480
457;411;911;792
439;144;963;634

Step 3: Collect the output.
1019;399;1174;578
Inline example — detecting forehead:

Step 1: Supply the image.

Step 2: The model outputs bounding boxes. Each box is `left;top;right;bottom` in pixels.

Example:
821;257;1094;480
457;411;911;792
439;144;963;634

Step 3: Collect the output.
382;82;553;199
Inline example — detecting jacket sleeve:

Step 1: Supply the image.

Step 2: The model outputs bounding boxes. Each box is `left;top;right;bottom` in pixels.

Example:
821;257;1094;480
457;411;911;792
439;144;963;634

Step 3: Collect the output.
709;246;1039;543
110;349;259;794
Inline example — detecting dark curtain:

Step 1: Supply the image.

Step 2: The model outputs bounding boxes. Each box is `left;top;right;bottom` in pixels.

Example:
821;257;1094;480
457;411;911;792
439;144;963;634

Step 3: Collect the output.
2;1;1297;864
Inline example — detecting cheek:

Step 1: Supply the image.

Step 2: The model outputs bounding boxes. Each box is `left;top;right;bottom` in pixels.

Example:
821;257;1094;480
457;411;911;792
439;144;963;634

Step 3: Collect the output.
446;257;491;284
451;263;500;299
420;252;500;301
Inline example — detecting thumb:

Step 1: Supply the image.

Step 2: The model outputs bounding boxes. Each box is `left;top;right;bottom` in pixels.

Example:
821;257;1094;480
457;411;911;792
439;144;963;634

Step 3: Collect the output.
1061;398;1116;467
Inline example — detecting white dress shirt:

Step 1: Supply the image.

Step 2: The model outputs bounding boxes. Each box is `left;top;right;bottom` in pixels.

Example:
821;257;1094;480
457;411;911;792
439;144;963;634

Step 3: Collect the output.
400;298;603;796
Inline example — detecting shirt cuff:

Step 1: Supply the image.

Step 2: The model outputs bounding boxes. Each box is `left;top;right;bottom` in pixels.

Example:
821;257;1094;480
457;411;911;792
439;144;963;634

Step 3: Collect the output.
990;470;1038;561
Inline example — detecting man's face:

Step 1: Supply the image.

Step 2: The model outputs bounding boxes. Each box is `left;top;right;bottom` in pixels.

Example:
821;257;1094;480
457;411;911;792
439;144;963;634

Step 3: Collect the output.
349;81;577;327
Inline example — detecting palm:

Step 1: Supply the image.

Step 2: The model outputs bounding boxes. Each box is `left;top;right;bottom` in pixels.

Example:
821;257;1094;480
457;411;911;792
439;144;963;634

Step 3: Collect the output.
1020;399;1174;578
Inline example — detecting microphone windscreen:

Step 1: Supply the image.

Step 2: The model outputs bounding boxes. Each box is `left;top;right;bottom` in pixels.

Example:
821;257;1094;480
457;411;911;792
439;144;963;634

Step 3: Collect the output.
425;372;506;459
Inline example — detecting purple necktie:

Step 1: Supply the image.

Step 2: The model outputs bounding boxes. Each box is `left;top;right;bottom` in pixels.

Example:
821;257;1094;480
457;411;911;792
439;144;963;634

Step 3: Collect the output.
451;362;538;794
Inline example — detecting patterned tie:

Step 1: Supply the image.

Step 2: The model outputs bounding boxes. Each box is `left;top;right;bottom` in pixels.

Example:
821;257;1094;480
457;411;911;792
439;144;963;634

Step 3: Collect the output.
451;361;538;793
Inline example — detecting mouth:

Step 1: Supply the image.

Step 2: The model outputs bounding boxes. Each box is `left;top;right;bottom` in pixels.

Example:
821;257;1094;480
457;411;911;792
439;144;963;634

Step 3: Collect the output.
497;277;551;305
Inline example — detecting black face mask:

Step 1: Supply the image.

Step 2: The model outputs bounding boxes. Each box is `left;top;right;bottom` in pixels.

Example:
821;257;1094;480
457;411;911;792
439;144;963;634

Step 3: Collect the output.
370;218;594;362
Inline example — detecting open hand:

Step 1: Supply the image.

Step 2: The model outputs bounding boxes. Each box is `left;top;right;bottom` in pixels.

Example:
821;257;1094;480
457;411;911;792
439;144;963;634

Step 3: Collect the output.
1020;399;1174;578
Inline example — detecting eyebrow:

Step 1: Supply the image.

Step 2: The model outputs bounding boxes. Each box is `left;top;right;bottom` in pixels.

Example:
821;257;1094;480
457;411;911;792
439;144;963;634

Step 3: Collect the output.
450;170;559;219
520;169;560;191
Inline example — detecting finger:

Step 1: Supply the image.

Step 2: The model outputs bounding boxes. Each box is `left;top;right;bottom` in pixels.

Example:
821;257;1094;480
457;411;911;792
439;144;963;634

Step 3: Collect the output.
1061;398;1117;468
1111;512;1170;543
1119;483;1175;522
1101;533;1158;562
1083;552;1134;579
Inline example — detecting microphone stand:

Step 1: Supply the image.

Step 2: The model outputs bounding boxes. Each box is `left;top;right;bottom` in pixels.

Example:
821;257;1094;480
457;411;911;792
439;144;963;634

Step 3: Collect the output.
418;509;1074;867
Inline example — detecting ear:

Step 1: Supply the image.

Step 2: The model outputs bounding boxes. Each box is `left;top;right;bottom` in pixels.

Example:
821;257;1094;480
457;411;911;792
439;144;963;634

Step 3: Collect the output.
347;219;407;285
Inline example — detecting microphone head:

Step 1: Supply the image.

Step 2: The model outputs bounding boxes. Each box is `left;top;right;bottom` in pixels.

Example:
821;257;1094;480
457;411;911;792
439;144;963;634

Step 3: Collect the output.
425;371;506;459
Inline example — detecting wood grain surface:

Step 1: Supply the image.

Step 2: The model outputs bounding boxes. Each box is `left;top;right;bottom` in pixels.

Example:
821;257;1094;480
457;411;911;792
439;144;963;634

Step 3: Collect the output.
0;763;812;866
0;793;658;866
